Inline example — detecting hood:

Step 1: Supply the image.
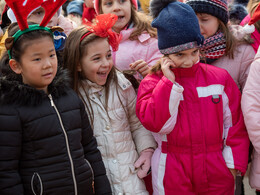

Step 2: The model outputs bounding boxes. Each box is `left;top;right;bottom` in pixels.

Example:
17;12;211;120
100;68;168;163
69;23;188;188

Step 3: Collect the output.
0;67;71;106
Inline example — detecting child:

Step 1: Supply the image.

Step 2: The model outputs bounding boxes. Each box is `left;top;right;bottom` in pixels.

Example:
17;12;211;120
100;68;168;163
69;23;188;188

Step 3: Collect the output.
136;0;250;194
94;0;162;81
66;0;84;26
63;13;157;194
7;6;77;35
186;0;255;91
241;46;260;194
0;1;111;194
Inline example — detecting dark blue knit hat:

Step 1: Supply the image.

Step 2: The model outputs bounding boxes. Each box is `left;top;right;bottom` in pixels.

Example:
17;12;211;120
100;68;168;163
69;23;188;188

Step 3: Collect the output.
151;0;204;54
186;0;228;24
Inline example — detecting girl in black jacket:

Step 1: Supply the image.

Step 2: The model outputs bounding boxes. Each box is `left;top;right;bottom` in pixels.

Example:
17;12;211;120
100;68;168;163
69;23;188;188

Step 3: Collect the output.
0;21;111;195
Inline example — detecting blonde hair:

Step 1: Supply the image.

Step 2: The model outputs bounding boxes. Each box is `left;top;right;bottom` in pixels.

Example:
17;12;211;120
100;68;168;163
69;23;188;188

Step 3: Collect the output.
99;3;157;40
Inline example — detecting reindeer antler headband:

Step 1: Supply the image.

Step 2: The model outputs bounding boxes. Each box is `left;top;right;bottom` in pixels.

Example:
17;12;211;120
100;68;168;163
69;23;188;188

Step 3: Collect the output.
81;13;121;51
5;0;66;59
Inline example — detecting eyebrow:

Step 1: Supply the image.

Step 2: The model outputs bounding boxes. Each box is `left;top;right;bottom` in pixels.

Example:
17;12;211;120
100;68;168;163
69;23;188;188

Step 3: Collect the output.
31;49;55;56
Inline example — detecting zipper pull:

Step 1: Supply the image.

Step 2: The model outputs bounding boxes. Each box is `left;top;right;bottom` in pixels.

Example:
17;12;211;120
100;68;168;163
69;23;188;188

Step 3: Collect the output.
48;94;54;107
92;181;95;194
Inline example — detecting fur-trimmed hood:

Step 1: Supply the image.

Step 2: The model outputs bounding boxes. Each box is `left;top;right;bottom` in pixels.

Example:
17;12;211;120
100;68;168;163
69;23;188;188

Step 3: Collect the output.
0;67;71;106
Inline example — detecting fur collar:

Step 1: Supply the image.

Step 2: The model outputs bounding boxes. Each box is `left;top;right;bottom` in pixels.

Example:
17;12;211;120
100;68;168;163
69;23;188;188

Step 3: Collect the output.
0;67;71;106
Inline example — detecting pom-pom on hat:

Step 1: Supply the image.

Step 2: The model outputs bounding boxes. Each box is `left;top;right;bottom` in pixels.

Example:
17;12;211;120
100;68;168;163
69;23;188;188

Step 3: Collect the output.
243;3;260;34
94;0;138;14
151;0;204;54
186;0;228;24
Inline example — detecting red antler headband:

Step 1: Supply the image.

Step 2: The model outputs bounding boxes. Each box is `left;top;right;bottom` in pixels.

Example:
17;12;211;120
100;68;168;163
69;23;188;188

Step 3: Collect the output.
5;0;66;59
81;13;121;51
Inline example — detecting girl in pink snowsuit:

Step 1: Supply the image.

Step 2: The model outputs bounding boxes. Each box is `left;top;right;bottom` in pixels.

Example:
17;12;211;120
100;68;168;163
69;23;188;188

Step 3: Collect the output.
135;0;250;194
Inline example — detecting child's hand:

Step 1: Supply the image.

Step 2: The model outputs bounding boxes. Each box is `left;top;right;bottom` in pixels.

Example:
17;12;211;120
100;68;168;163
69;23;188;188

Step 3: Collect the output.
130;60;150;78
229;168;237;180
161;57;176;83
134;148;154;179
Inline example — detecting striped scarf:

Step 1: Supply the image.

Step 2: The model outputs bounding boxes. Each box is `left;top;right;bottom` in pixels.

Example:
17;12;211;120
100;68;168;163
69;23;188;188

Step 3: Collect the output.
200;31;226;60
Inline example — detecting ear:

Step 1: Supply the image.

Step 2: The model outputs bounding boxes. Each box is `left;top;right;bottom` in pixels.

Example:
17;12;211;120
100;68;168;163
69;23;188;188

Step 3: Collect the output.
77;64;82;72
9;59;22;74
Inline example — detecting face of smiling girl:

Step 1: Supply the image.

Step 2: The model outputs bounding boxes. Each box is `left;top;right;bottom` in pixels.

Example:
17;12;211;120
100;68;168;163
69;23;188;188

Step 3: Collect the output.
101;0;132;33
78;38;113;86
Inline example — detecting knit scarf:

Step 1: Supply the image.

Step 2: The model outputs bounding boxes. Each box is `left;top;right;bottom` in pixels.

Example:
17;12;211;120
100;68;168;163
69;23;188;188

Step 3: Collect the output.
200;31;226;61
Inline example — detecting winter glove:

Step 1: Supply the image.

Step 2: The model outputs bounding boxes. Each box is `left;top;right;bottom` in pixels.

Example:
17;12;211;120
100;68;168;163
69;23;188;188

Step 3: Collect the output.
134;148;154;179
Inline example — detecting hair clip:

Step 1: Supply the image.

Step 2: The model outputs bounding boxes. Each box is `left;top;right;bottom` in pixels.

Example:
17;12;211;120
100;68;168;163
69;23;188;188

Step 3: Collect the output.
81;13;121;51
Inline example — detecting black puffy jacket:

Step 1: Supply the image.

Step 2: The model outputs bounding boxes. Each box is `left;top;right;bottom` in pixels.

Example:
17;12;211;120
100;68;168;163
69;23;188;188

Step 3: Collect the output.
0;69;111;195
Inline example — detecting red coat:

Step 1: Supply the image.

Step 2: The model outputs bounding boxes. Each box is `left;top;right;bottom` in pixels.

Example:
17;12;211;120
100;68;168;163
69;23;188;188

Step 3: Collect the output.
136;62;249;195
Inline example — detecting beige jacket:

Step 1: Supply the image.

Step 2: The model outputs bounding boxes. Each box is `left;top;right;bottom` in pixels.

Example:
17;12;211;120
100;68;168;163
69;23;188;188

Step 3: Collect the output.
241;48;260;190
80;72;157;195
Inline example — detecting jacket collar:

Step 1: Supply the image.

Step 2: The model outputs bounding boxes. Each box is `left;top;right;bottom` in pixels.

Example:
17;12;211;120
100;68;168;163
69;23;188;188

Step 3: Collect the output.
0;67;71;106
172;61;200;78
83;71;132;95
120;28;151;43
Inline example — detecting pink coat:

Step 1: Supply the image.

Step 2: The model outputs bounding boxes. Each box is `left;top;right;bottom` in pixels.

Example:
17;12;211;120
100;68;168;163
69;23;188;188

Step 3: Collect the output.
136;62;249;195
242;48;260;190
211;42;255;91
113;28;162;80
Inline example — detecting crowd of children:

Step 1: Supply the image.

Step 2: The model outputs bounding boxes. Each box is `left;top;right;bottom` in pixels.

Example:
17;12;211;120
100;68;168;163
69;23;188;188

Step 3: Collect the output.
0;0;260;194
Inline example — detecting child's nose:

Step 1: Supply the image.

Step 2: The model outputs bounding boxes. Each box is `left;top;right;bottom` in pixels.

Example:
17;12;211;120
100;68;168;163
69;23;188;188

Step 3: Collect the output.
44;59;52;68
102;58;110;67
113;1;121;11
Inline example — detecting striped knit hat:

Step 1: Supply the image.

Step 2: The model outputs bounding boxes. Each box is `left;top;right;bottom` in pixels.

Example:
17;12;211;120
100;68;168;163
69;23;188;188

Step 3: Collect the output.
186;0;228;24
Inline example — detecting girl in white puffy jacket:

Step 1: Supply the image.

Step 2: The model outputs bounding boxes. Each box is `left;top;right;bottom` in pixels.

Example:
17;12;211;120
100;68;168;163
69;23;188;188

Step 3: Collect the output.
63;14;157;195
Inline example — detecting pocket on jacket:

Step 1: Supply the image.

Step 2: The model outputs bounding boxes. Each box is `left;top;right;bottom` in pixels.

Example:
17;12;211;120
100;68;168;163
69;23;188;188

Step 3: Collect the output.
85;159;95;192
31;172;43;195
129;164;138;174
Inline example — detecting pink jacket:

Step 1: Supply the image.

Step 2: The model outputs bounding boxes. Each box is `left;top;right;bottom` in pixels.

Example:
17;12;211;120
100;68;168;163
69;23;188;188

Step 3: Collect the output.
113;28;162;80
241;48;260;190
211;42;255;91
136;62;249;195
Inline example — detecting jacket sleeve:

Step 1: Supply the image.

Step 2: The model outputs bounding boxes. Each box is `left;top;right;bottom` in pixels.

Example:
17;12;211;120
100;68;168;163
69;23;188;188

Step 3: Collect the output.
145;38;163;67
125;85;157;154
0;106;24;194
136;74;184;134
242;54;260;155
238;44;254;91
222;72;250;175
80;101;112;195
